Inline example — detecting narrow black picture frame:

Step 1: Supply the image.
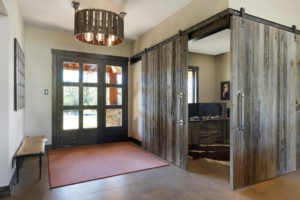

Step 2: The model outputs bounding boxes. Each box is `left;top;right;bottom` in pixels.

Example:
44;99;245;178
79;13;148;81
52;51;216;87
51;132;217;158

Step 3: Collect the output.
14;38;25;111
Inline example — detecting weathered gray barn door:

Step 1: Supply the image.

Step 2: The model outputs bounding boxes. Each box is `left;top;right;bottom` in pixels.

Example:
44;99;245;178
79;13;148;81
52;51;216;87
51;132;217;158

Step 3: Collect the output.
142;35;188;169
296;31;300;170
231;15;299;189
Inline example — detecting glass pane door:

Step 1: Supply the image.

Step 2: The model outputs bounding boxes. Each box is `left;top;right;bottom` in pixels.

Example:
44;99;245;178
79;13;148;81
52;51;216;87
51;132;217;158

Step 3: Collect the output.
52;50;128;147
105;65;123;127
57;59;103;146
103;63;127;143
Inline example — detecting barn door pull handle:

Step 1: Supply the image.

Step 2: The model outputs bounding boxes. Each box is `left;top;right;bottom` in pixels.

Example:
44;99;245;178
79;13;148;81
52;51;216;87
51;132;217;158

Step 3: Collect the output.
237;91;245;132
177;92;184;126
177;120;184;126
177;92;183;99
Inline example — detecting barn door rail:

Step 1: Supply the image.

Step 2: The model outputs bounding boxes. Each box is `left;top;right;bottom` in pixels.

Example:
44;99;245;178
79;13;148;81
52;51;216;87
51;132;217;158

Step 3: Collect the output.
130;8;300;65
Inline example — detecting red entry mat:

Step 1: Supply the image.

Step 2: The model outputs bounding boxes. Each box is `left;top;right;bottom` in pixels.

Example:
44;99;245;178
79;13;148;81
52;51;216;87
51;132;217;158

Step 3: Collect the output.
48;142;168;189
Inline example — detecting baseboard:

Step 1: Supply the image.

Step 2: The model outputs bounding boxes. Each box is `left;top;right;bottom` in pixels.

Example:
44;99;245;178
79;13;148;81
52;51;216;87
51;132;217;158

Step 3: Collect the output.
45;144;53;150
0;167;17;198
127;137;142;146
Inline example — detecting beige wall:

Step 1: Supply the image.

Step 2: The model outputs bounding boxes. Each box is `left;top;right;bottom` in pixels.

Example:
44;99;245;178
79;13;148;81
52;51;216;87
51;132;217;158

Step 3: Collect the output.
215;52;230;107
24;26;132;145
188;53;217;103
229;0;300;28
132;0;300;56
0;0;24;187
131;0;229;55
188;52;230;105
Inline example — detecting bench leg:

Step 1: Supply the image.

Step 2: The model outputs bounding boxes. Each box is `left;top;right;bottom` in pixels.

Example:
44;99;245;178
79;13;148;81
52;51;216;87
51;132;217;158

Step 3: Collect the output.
16;157;19;184
39;153;42;180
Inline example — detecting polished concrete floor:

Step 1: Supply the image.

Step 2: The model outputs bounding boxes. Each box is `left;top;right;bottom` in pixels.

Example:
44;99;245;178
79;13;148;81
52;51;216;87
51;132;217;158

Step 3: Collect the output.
2;149;300;200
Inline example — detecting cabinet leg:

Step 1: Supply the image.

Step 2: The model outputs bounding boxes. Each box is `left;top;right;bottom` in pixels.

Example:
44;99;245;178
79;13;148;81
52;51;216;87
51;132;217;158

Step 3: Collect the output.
16;157;19;184
39;153;42;180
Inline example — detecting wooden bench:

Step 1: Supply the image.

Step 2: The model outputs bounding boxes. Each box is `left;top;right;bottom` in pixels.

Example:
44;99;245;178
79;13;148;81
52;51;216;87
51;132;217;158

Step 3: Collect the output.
15;136;47;183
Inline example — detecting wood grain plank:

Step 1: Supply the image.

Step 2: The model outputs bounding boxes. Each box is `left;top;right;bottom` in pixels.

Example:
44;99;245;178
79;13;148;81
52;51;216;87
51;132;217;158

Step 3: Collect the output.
296;37;300;169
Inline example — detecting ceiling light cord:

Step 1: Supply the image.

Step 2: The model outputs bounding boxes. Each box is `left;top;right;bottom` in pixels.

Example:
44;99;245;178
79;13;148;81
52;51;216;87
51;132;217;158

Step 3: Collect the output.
71;1;80;12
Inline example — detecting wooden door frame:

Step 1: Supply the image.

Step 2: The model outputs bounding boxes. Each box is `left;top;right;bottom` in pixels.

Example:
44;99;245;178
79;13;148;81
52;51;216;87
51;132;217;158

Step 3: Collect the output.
51;49;129;148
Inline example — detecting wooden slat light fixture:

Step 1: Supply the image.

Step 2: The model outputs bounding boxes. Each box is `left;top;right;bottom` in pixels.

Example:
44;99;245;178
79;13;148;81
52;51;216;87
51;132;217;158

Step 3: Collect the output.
72;1;126;46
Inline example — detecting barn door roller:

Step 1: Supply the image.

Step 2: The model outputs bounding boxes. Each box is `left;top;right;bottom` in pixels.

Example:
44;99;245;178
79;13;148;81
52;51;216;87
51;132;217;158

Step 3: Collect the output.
292;25;297;41
240;7;245;28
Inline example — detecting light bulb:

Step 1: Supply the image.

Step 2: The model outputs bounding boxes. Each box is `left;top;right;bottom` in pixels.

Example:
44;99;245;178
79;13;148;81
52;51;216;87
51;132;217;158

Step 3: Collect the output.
96;33;104;42
84;32;94;42
111;35;116;42
107;36;113;46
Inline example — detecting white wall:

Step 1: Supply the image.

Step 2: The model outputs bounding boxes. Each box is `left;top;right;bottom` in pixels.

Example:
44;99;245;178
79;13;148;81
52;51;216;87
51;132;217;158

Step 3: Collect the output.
128;61;143;141
0;0;7;15
0;12;10;187
24;27;132;145
229;0;300;28
0;0;24;187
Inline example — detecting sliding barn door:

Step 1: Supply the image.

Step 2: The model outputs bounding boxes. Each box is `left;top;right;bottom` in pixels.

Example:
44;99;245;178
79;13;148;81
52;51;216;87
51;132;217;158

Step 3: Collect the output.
296;32;300;170
231;15;299;189
142;35;188;169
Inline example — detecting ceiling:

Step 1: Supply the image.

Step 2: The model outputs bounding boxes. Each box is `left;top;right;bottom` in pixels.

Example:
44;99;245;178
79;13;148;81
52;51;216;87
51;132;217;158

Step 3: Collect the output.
18;0;191;41
188;29;230;55
0;0;7;15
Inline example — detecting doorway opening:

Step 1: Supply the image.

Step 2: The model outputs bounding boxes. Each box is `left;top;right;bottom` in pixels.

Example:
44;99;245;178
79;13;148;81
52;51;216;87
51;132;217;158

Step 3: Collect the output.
187;29;231;183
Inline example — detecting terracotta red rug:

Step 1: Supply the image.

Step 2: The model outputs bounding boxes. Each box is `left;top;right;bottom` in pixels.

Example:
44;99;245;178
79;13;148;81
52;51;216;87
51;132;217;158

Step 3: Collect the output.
48;142;168;189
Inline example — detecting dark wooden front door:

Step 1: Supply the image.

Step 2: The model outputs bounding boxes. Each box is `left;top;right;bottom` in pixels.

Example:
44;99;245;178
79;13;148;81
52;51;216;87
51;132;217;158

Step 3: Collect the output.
230;16;298;189
52;50;128;148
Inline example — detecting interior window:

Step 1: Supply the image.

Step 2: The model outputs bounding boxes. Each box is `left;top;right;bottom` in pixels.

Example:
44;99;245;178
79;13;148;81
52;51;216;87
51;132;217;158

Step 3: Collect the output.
188;66;199;103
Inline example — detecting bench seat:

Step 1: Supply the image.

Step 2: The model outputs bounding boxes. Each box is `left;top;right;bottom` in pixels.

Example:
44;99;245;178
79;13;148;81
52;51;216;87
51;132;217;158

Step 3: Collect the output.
15;136;47;183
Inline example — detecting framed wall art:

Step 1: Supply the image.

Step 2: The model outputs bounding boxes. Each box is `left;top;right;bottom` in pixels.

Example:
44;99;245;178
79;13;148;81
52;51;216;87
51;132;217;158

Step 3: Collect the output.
220;81;230;100
14;38;25;111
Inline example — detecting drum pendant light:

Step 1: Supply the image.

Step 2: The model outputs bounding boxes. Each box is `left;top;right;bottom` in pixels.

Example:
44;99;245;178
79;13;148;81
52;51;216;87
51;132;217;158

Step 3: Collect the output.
72;1;126;46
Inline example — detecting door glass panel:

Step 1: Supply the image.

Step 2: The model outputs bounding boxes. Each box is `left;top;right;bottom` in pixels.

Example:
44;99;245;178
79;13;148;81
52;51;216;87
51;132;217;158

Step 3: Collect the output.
63;62;79;82
106;87;122;105
106;66;122;84
106;109;122;127
63;110;79;130
83;87;97;106
83;109;97;129
83;64;98;83
63;86;79;106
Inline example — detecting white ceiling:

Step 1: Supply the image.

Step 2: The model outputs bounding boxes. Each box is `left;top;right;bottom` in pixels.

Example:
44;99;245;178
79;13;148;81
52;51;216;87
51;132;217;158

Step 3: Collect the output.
0;0;7;15
18;0;191;41
188;29;230;55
